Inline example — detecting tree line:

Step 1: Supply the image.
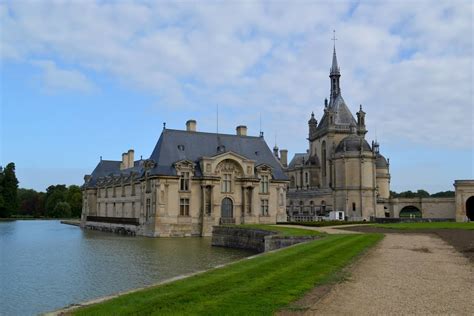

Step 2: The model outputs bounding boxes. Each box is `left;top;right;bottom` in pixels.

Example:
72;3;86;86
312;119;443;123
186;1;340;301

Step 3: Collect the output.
390;189;455;198
0;162;82;218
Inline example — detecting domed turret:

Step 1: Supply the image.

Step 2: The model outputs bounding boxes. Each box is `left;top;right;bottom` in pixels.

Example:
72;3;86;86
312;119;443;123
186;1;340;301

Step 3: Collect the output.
375;154;389;169
335;135;372;153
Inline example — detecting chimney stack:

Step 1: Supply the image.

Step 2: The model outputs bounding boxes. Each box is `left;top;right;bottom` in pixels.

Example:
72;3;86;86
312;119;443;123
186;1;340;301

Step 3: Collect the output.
236;125;247;136
279;149;288;167
186;119;197;132
127;149;134;168
121;152;128;170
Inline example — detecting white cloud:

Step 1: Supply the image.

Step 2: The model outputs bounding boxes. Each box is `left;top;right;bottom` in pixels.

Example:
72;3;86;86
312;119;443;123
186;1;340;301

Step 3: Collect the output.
1;0;472;152
32;60;94;93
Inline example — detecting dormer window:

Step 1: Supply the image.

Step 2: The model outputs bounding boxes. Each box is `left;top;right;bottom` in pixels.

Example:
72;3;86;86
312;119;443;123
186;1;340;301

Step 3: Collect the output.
177;145;185;151
217;145;226;153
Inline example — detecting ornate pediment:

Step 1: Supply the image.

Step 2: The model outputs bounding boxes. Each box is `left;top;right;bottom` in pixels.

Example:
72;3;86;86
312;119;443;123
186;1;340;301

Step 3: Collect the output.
216;159;243;176
256;163;273;173
174;160;195;172
143;159;156;170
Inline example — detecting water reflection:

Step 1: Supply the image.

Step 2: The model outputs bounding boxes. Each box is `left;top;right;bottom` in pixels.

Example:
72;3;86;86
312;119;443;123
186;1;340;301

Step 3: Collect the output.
0;220;253;315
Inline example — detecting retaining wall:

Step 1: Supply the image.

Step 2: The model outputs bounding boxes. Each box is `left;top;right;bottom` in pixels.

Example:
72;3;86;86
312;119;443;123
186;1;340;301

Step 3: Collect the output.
211;226;319;253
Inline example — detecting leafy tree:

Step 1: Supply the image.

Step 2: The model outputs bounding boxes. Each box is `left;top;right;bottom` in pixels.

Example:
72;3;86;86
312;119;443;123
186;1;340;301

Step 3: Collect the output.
0;163;19;217
416;189;430;198
66;185;82;218
17;188;46;217
45;185;67;216
431;190;455;197
51;201;71;218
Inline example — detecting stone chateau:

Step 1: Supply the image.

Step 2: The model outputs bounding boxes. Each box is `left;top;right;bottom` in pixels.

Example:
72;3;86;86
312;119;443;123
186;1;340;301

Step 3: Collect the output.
283;45;473;222
81;43;474;236
81;123;289;237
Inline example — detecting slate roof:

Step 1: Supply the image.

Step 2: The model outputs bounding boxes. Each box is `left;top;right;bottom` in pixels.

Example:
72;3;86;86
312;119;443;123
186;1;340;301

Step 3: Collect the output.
335;134;372;153
376;153;389;168
149;129;288;180
287;153;320;169
84;129;288;188
84;160;143;187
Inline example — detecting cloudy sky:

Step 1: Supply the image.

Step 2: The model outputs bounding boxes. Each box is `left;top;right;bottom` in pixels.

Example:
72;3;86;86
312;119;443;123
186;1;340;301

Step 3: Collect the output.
1;0;473;193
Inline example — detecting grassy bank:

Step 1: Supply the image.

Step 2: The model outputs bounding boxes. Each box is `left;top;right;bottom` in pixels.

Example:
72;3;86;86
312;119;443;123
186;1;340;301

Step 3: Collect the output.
371;222;474;230
73;233;382;315
236;224;322;236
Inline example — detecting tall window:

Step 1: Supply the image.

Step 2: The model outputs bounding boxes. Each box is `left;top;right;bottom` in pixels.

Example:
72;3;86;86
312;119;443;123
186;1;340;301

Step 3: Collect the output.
113;185;116;197
221;174;232;193
305;173;309;185
180;198;190;216
352;202;356;212
260;175;269;193
98;188;102;198
146;177;151;193
261;199;269;216
322;141;327;177
132;202;135;218
105;187;108;198
180;172;190;191
121;181;125;197
146;198;151;219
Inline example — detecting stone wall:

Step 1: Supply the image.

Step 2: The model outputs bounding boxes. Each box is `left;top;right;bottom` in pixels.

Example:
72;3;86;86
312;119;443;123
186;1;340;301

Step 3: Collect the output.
211;226;319;253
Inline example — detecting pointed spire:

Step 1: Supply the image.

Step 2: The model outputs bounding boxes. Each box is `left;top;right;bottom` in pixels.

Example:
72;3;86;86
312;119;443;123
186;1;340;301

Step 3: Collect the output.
330;30;340;76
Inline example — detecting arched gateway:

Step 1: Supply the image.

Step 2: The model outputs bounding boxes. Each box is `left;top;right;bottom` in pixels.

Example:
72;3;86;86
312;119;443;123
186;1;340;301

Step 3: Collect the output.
399;206;422;218
466;196;474;221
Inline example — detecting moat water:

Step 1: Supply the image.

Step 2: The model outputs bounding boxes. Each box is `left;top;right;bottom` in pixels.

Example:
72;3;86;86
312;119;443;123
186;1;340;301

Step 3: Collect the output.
0;220;254;315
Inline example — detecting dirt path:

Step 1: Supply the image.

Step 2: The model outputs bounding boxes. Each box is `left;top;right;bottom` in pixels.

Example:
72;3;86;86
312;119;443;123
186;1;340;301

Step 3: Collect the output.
306;233;474;315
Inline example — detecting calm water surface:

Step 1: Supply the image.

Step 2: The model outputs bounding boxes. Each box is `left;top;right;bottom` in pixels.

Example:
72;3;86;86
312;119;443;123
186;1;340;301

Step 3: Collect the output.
0;220;253;315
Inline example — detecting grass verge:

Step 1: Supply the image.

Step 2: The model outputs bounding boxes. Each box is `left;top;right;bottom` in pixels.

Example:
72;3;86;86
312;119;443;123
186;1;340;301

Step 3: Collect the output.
235;224;322;236
371;222;474;230
73;233;382;316
279;221;371;227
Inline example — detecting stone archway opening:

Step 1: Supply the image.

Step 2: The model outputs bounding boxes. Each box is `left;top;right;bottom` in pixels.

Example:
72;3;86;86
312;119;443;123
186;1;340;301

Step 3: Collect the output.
466;196;474;221
399;206;422;218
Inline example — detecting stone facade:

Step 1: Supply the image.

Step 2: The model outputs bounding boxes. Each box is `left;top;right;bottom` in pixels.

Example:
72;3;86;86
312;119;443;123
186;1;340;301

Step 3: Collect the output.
283;45;474;222
284;46;390;221
82;122;289;237
454;180;474;221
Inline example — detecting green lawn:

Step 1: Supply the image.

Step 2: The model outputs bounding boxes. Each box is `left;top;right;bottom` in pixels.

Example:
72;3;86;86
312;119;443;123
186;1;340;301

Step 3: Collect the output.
372;222;474;230
281;221;370;228
236;224;322;236
73;234;382;316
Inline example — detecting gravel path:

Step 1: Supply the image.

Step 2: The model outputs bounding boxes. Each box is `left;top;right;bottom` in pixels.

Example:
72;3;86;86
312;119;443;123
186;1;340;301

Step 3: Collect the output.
306;233;474;315
275;224;365;234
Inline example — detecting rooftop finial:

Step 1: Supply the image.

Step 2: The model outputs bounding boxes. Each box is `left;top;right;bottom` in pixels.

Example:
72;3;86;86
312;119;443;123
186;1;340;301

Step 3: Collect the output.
163;122;166;130
332;29;337;49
